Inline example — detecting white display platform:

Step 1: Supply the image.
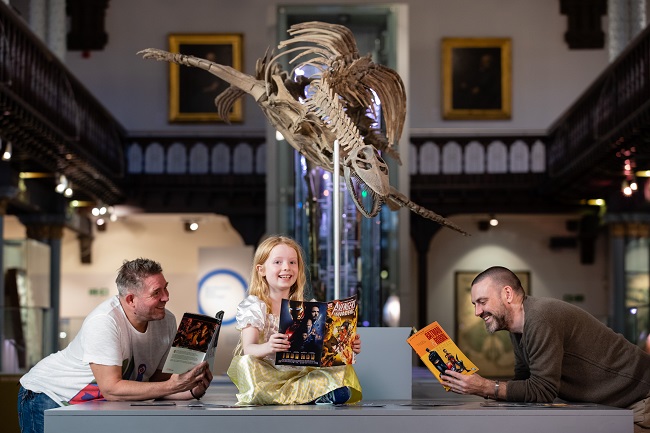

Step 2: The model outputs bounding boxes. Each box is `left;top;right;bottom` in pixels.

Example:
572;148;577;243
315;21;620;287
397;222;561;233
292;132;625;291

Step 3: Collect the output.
43;327;634;433
45;398;633;433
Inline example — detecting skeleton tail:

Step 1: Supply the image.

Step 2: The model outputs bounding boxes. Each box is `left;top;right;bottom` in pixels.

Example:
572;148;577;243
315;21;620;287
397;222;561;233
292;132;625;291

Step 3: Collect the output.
387;187;469;236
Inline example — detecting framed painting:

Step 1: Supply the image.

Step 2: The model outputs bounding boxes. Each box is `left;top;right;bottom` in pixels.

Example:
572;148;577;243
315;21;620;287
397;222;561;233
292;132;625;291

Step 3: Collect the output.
168;33;243;123
454;270;530;378
442;37;512;120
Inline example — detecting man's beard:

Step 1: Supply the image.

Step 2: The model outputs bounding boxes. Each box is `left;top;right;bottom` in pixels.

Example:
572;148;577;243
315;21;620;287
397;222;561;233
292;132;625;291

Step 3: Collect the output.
484;311;508;334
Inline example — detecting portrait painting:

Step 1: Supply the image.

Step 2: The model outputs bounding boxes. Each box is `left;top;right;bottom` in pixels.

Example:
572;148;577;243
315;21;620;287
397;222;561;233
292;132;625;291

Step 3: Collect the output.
168;33;243;123
442;38;512;120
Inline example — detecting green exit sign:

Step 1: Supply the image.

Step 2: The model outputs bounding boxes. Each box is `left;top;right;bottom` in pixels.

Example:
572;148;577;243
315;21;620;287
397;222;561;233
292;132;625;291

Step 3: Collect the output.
89;287;109;296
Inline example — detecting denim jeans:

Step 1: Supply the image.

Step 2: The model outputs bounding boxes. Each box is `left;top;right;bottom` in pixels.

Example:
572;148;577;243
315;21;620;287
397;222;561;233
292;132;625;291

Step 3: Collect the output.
17;386;60;433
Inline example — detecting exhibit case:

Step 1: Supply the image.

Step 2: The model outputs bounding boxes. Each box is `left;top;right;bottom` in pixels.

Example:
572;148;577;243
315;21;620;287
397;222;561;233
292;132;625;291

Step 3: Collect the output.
271;5;407;326
1;239;51;372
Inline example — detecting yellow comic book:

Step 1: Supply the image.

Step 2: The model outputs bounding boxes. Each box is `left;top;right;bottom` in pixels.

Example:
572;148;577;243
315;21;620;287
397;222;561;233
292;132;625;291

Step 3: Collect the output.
407;321;478;390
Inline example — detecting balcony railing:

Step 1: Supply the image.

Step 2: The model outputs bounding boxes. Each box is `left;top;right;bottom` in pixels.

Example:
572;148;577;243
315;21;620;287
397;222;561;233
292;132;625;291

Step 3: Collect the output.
546;23;650;201
0;2;124;204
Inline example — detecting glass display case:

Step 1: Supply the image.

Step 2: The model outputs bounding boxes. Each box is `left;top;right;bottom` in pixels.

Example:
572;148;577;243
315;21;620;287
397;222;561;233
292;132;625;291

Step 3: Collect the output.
1;239;52;372
274;5;406;326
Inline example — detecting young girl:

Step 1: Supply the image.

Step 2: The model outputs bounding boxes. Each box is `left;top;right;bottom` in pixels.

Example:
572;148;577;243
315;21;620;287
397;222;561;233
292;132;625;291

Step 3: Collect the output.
227;235;362;405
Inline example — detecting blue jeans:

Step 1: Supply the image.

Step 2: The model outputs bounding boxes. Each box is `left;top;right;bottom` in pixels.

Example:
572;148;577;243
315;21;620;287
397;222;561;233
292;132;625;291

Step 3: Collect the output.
17;386;60;433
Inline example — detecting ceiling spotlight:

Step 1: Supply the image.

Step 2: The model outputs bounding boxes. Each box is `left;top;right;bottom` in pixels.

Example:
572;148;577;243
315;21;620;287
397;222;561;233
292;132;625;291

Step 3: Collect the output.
489;215;499;227
2;141;11;161
622;180;633;196
55;174;68;194
184;221;199;232
64;185;73;197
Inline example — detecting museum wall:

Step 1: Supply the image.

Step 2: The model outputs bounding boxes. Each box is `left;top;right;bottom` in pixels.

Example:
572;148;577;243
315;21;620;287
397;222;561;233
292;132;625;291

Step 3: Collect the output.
1;1;622;352
63;0;608;133
3;214;245;324
6;213;605;351
425;214;608;335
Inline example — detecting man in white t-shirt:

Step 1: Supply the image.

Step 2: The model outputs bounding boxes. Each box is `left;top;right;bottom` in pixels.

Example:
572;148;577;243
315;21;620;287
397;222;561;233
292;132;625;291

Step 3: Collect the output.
17;258;213;433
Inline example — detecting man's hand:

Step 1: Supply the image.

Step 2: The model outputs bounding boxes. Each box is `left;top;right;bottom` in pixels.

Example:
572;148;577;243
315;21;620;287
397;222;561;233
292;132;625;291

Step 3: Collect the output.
186;361;213;398
174;361;212;393
439;370;492;397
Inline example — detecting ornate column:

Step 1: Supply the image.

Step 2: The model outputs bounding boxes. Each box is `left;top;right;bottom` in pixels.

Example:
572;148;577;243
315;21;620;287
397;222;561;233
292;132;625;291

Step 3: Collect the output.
21;218;65;356
410;214;441;330
608;0;647;61
47;0;66;60
28;0;46;42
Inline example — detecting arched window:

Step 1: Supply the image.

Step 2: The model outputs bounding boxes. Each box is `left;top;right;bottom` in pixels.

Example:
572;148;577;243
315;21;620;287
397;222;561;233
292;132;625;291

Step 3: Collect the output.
212;143;230;174
189;143;209;174
442;141;462;174
144;142;164;174
127;142;143;174
167;143;187;174
419;141;440;174
486;141;507;173
510;140;530;173
464;141;484;174
233;142;253;174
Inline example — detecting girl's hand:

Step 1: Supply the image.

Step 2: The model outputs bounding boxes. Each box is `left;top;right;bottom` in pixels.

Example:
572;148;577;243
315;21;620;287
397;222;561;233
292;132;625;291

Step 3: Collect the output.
267;333;291;353
352;334;361;354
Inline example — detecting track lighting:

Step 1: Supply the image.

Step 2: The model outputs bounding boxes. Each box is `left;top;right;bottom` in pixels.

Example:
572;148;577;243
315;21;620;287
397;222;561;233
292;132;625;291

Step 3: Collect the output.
478;215;499;231
2;141;12;161
55;174;68;193
91;204;117;232
184;221;199;232
622;180;633;197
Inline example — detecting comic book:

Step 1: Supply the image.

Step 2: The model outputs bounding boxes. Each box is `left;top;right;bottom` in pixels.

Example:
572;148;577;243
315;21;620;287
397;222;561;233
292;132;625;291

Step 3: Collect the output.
406;321;478;390
162;311;224;374
321;295;358;367
276;295;357;367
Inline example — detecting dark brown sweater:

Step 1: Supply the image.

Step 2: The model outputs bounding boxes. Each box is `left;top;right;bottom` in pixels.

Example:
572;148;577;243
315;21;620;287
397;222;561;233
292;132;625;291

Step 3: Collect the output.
506;296;650;407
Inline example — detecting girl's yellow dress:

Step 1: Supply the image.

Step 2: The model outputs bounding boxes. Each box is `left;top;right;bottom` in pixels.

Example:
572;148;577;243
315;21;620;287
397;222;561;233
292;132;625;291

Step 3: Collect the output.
227;295;362;405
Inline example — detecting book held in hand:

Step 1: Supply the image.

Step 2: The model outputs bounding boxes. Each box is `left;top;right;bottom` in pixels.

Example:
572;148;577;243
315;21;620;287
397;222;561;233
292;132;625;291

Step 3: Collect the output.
162;311;224;374
407;321;478;390
275;295;357;367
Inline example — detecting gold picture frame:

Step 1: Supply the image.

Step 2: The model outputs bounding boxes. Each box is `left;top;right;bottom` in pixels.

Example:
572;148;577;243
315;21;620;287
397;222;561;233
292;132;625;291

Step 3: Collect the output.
454;270;529;378
168;33;243;123
442;37;512;120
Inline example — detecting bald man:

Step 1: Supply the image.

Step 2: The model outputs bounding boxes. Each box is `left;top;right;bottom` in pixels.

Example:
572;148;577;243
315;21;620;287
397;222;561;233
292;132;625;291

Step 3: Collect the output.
441;266;650;432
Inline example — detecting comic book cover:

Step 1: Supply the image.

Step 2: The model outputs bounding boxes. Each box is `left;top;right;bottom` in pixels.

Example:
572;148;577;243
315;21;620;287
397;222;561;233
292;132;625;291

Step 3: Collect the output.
321;295;357;367
406;321;478;390
162;311;224;374
276;299;327;366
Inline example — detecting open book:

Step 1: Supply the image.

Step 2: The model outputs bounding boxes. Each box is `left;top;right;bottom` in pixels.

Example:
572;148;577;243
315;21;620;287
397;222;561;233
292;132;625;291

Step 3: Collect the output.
407;321;478;390
162;311;224;374
275;295;357;367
